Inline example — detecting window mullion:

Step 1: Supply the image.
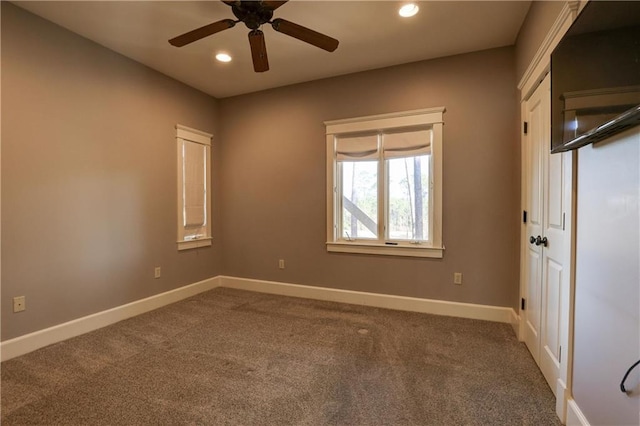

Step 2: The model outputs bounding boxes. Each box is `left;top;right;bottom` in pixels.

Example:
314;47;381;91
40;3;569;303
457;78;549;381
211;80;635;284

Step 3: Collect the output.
377;133;385;242
429;153;435;245
336;161;343;241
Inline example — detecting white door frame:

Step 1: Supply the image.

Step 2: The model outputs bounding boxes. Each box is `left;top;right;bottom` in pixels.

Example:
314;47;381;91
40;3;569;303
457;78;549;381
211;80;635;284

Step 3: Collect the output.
517;1;581;423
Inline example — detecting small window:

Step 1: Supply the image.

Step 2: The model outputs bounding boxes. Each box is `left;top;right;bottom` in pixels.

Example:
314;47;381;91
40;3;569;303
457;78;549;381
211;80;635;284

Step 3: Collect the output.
325;108;444;258
176;125;212;250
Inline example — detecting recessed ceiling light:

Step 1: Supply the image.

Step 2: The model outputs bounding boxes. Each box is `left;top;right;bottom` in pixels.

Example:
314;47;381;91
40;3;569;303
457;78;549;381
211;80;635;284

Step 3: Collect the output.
215;53;232;63
399;3;420;18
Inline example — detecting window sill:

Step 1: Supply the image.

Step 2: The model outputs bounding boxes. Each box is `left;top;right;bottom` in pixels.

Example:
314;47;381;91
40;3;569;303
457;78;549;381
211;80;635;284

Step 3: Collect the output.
326;241;444;258
177;237;212;251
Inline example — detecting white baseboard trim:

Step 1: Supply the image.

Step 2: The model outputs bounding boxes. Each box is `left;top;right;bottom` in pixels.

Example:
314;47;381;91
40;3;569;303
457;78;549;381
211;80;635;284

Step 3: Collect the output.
556;379;569;423
510;309;521;339
567;399;590;426
1;275;518;362
0;276;222;362
220;276;515;324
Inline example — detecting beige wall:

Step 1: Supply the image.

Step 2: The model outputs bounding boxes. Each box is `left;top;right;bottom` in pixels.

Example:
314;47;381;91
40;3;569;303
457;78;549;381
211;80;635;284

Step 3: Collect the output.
219;47;520;309
515;1;565;83
2;3;524;343
1;3;222;340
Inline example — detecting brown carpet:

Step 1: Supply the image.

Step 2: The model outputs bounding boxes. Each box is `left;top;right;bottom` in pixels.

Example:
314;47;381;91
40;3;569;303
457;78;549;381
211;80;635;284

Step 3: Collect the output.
1;287;560;425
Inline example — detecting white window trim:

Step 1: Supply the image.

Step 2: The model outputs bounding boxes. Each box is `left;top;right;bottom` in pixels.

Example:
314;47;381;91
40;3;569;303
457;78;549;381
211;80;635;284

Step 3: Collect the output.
176;124;212;251
325;107;445;258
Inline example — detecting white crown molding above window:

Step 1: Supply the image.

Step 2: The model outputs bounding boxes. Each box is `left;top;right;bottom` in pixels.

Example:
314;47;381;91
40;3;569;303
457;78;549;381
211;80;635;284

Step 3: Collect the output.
175;124;212;146
325;107;445;135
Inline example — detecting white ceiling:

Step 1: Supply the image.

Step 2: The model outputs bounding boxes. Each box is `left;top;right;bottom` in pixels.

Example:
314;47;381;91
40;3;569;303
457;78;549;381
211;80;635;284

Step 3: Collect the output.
14;1;531;98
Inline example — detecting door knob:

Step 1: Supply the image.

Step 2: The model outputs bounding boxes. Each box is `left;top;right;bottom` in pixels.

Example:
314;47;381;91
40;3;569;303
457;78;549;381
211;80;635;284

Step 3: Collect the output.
534;236;548;247
529;236;536;244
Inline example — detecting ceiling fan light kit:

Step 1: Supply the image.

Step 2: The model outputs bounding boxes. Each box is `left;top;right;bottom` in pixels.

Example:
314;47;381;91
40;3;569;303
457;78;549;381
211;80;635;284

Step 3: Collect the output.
169;0;339;73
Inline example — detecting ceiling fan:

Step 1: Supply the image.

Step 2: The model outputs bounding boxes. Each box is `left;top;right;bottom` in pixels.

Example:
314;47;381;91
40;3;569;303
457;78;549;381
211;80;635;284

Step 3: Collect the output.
169;0;339;73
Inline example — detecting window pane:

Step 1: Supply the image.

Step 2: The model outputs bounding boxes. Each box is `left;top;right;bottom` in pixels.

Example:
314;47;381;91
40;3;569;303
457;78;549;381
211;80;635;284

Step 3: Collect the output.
387;155;430;241
340;161;378;239
182;141;207;229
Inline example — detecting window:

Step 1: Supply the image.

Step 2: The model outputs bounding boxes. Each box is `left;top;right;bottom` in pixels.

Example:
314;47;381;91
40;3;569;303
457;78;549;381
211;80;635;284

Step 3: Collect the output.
325;108;444;258
176;125;212;250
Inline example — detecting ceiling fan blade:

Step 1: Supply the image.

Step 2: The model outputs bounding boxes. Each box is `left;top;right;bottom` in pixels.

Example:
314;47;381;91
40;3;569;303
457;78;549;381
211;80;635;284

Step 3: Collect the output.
169;19;236;47
271;18;339;52
262;1;288;10
248;30;269;72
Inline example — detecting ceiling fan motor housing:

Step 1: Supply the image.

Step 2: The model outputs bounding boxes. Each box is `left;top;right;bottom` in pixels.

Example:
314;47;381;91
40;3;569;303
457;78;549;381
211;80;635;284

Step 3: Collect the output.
231;2;274;30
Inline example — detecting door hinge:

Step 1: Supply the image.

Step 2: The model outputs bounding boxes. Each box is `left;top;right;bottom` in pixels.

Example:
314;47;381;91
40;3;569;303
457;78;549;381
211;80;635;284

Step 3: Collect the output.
523;122;528;135
521;298;526;310
523;210;527;224
562;212;566;231
559;346;562;363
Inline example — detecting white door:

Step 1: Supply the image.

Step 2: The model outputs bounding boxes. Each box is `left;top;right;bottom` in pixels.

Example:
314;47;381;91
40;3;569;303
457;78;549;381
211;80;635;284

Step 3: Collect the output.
523;74;564;395
523;76;545;365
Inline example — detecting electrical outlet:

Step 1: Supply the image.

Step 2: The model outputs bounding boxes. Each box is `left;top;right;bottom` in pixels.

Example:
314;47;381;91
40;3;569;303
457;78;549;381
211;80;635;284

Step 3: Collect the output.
13;296;26;313
154;267;161;279
453;272;463;285
278;259;285;269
